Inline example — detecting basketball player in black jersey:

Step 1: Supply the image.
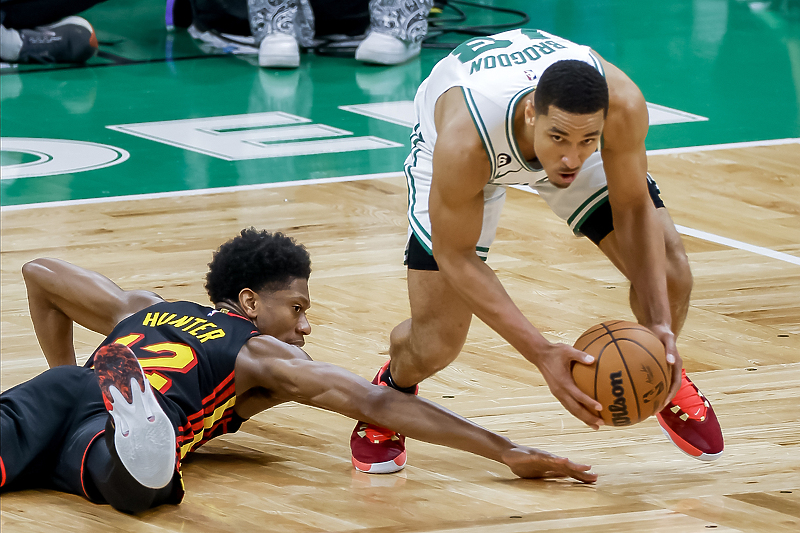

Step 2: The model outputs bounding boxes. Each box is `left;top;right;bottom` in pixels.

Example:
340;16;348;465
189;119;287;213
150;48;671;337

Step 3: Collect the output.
0;228;596;513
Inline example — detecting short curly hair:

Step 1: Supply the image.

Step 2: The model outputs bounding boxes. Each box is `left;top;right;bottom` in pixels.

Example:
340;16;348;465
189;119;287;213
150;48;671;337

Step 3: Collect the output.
205;228;311;304
534;60;609;118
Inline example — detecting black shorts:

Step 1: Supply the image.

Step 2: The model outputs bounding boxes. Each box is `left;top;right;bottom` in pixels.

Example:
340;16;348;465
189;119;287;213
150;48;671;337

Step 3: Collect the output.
1;366;109;500
405;177;665;270
578;176;665;245
405;232;440;271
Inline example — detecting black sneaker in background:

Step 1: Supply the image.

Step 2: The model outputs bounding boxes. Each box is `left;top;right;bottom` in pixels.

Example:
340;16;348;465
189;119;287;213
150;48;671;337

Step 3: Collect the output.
18;16;98;64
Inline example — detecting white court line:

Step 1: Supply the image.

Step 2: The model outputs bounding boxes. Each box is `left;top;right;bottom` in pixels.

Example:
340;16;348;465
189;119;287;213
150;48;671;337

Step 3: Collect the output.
339;101;711;127
512;185;800;267
648;137;800;155
675;225;800;266
2;139;799;266
0;171;403;212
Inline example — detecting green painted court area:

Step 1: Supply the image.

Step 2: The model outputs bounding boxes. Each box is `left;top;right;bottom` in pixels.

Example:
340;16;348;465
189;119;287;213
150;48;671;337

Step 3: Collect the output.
1;0;799;207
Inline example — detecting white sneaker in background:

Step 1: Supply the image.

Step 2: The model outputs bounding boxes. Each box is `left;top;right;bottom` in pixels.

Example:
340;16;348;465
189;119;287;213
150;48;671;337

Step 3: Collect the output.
258;32;300;68
355;32;420;65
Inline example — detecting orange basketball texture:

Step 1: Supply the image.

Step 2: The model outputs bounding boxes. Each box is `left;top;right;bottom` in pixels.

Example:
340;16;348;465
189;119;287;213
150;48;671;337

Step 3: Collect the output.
571;321;672;427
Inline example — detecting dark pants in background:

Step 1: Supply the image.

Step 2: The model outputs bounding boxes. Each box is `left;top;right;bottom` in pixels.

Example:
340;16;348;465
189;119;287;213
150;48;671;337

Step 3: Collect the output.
190;0;370;38
0;0;107;29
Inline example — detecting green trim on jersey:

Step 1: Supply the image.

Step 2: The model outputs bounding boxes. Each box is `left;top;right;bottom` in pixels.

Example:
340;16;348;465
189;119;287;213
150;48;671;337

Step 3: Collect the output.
505;87;537;174
405;162;492;260
567;185;609;234
405;164;432;243
567;185;608;226
408;232;490;260
572;197;609;235
406;123;432;249
409;123;423;167
411;229;434;254
588;51;606;77
587;52;607;150
462;87;496;178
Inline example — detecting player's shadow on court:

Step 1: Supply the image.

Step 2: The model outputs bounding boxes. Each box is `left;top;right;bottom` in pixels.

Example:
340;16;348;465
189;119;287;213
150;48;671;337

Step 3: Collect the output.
493;476;597;489
182;446;287;468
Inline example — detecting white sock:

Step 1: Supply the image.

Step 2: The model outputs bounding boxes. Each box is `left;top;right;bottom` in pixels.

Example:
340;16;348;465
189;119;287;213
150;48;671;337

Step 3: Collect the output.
1;25;23;62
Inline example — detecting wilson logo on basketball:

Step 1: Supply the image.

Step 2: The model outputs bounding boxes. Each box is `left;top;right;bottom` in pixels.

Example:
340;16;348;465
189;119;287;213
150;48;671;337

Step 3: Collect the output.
608;371;631;426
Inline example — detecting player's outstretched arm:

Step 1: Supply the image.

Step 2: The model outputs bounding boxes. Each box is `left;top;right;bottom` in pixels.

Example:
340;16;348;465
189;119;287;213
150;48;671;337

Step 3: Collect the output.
22;258;163;367
237;340;596;483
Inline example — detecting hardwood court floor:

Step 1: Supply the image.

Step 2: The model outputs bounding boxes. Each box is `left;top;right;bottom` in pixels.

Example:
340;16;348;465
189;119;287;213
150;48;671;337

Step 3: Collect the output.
1;143;799;532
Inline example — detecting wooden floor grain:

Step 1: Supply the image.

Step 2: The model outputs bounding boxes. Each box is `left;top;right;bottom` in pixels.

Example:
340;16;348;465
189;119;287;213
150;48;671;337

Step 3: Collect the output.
1;143;799;532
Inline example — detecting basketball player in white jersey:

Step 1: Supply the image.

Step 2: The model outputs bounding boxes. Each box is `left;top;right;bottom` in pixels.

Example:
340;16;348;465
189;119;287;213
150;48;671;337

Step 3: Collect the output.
349;29;724;474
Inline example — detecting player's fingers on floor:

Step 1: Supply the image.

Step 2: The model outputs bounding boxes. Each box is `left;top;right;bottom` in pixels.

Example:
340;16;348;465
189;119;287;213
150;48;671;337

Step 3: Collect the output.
554;456;597;483
570;467;598;483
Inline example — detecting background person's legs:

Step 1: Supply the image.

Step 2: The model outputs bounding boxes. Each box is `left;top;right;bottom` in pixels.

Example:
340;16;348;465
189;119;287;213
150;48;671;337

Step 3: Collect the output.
0;0;102;63
1;0;105;29
248;0;314;67
356;0;432;65
309;0;368;37
190;0;251;35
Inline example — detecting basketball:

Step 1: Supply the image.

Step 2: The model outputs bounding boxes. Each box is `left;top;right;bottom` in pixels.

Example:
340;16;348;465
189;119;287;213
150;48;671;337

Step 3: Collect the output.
572;321;672;427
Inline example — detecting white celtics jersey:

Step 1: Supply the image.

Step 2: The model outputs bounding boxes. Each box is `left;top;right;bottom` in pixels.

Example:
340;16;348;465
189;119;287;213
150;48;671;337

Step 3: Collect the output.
406;28;611;240
413;28;603;185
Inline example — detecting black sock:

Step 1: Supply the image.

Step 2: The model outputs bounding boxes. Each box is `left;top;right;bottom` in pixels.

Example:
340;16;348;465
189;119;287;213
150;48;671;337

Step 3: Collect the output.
380;364;418;394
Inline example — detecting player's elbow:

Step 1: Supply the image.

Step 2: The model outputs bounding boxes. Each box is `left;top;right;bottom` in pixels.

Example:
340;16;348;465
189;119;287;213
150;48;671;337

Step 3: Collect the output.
22;258;59;288
22;258;45;278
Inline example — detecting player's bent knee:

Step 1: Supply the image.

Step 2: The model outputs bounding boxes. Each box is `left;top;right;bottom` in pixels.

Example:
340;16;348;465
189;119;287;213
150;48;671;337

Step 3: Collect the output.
408;334;463;372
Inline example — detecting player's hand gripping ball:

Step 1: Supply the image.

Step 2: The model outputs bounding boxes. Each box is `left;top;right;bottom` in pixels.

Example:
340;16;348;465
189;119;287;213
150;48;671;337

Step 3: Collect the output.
572;321;672;427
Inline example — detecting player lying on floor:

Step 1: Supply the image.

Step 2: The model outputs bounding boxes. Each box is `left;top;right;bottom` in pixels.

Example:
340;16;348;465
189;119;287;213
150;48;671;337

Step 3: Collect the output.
0;228;596;514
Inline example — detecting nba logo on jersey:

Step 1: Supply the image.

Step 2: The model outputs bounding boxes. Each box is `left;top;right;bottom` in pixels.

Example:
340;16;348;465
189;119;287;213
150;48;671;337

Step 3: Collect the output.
497;153;511;167
524;70;537;81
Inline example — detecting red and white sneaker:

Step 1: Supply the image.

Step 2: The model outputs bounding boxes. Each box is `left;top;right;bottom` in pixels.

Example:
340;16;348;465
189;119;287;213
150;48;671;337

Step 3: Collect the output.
350;360;418;474
657;369;724;461
94;343;176;488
